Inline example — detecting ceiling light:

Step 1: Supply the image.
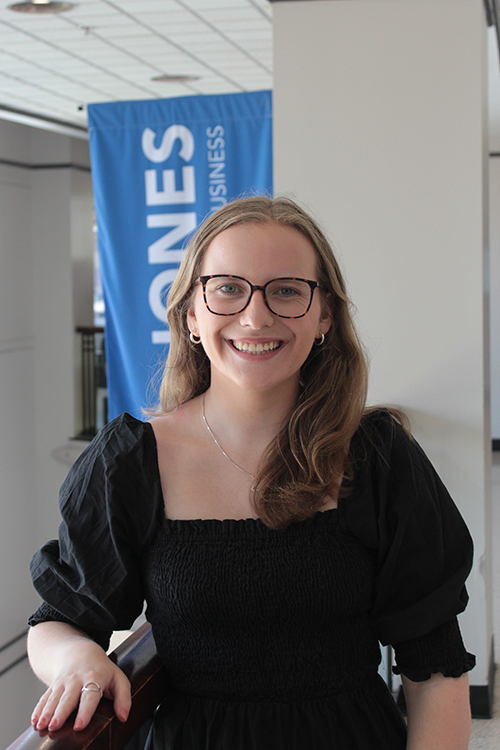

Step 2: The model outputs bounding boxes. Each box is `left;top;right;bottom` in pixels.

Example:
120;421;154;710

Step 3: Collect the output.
151;74;200;83
8;1;76;13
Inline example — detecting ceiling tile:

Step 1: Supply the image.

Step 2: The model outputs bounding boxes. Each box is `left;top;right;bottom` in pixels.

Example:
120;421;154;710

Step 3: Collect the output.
0;0;274;128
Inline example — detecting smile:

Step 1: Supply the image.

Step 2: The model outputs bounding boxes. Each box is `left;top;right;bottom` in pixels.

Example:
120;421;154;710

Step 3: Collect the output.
231;341;282;354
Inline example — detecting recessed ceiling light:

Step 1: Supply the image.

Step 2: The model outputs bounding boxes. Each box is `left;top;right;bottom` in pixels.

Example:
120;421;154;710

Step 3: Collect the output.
8;1;76;13
151;74;200;83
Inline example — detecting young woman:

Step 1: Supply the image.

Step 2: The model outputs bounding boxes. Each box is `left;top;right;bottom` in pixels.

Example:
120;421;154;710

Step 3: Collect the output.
27;196;475;749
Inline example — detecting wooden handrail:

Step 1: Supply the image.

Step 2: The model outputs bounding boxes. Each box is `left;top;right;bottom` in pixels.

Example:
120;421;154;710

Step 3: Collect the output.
6;624;168;750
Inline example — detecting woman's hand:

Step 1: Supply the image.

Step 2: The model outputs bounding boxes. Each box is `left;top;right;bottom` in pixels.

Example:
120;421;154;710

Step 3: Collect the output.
28;622;132;733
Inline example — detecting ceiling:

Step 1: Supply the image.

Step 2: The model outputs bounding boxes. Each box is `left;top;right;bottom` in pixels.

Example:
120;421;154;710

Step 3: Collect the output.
0;1;498;145
0;0;272;137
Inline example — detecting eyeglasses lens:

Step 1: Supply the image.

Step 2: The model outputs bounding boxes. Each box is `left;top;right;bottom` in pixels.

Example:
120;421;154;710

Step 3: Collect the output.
204;277;313;317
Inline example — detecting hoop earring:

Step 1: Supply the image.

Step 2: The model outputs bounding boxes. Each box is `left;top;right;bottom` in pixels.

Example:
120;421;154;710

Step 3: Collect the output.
314;333;325;346
190;331;202;344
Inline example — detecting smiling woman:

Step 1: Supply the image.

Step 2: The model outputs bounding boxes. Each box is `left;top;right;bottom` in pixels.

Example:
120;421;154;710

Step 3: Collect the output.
27;197;475;750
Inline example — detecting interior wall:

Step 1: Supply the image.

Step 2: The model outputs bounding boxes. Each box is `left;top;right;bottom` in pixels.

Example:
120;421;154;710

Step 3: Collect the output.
0;121;94;746
273;0;492;689
489;26;500;441
28;130;93;547
0;152;38;640
490;156;500;439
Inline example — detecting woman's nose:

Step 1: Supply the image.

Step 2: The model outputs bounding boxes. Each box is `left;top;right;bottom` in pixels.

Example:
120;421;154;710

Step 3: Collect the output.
238;289;274;328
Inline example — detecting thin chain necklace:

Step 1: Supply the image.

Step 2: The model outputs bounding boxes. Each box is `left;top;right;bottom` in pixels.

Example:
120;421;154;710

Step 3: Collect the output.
202;392;255;481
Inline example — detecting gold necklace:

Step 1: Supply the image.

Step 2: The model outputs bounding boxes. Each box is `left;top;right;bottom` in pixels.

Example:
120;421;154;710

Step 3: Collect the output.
202;393;255;481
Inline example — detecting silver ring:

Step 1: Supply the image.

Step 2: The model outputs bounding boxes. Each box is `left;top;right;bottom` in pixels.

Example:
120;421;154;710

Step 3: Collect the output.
81;681;103;697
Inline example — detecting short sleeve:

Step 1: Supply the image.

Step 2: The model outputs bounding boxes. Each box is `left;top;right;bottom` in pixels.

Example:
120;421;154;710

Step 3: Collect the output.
28;413;164;649
339;410;474;653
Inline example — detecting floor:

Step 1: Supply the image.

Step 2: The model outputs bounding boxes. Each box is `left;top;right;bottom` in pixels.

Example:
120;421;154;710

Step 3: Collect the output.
1;457;499;749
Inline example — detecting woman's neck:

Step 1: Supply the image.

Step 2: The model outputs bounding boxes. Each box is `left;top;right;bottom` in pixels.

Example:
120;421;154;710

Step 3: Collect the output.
202;377;299;455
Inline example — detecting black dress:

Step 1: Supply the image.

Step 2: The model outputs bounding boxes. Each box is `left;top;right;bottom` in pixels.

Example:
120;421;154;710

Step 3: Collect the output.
28;410;475;749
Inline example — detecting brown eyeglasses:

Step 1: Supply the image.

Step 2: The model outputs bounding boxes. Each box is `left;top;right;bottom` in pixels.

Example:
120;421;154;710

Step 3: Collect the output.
195;275;320;319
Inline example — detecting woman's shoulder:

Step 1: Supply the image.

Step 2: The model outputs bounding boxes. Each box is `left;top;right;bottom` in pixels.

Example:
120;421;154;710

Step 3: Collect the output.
59;412;164;538
351;406;411;462
89;411;154;453
68;412;160;475
359;405;410;434
61;412;159;498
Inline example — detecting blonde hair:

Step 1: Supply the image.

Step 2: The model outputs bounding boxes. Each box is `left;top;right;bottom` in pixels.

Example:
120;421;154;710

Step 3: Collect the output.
158;196;369;528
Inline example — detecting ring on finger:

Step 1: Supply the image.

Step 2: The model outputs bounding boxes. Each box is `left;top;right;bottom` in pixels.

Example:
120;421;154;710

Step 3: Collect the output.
81;681;103;698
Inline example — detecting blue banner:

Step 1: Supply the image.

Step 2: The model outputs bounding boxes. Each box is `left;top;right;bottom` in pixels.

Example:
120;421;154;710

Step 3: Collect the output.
87;91;273;420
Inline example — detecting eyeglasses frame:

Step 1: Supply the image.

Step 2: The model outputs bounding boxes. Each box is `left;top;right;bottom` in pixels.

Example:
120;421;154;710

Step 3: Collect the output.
195;274;321;319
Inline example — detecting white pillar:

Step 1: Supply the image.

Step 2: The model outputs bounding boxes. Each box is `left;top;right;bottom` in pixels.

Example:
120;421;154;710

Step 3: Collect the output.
273;0;493;700
31;131;94;544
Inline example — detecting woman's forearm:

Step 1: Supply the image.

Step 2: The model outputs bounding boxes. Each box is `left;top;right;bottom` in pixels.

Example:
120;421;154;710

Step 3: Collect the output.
28;621;102;684
402;673;471;750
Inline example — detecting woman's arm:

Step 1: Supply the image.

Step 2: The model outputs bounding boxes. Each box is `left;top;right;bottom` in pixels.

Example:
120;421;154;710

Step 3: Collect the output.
27;621;131;733
402;672;471;750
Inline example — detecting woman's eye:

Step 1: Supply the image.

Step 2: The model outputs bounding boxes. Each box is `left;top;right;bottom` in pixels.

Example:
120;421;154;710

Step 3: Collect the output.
274;286;300;297
216;283;243;295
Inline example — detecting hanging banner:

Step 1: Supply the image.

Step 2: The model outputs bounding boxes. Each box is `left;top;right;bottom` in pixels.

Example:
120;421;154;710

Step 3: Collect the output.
87;91;273;420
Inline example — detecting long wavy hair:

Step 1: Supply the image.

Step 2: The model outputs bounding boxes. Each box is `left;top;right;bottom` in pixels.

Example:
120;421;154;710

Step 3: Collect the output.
157;196;369;528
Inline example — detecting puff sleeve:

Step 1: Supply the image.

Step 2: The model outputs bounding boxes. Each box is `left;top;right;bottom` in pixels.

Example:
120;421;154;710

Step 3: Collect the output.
28;413;164;651
339;410;475;679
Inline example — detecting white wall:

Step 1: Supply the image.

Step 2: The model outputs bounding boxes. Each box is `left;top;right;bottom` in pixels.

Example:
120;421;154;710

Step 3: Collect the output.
489;26;500;440
273;0;492;688
29;130;94;545
490;157;500;439
0;150;38;638
0;121;94;747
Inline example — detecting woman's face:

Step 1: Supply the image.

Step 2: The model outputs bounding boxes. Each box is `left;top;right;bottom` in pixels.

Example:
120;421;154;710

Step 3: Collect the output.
187;221;331;397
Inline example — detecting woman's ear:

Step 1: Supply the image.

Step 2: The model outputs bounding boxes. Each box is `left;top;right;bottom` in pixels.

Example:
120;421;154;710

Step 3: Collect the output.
319;293;333;335
319;313;332;339
187;304;197;335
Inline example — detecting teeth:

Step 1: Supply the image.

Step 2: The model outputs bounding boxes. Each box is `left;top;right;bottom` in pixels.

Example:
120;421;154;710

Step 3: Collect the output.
233;341;281;354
